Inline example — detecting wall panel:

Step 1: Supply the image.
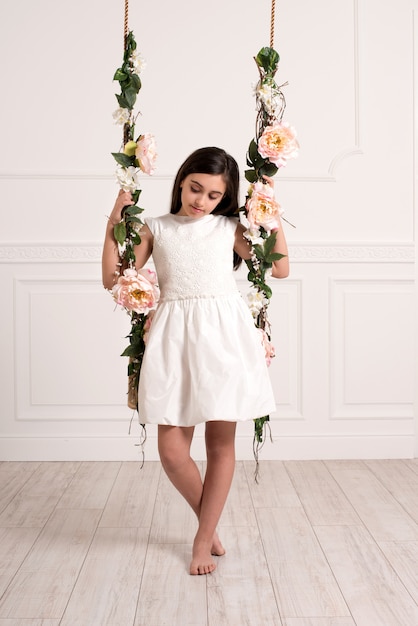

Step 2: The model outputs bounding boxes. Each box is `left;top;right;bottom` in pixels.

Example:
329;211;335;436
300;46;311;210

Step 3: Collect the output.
330;278;414;419
0;0;416;460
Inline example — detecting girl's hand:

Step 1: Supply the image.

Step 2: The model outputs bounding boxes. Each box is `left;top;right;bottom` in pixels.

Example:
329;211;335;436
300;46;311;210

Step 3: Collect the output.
262;174;274;189
108;189;134;226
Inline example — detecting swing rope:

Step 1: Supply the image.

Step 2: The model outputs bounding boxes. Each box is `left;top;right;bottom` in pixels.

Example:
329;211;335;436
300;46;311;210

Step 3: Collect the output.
270;0;276;48
124;0;129;46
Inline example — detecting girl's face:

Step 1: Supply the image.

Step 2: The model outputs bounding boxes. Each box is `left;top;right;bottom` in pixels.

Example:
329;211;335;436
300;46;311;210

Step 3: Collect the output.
178;173;226;218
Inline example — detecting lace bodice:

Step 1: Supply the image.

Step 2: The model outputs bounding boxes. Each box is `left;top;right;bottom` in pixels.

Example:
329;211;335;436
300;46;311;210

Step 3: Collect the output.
145;214;239;301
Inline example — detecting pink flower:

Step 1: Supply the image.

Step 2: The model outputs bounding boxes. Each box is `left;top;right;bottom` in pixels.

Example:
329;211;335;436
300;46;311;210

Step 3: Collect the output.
258;122;299;168
135;133;157;175
246;181;281;231
112;268;159;314
258;328;275;366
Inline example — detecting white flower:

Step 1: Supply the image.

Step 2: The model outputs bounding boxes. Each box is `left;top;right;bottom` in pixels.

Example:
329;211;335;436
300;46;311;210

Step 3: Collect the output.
116;165;141;192
239;211;250;229
255;81;283;117
244;227;264;246
247;289;269;317
131;50;146;74
113;107;131;126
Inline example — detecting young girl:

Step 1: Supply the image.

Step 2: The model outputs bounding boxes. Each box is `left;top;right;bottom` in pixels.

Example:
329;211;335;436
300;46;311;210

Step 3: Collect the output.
102;147;289;575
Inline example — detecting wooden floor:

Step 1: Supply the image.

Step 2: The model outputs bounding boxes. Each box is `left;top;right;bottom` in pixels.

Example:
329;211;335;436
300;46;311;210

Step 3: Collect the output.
0;460;417;626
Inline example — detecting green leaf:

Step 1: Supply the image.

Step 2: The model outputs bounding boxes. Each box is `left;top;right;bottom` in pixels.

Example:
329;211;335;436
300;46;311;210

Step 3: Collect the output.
124;86;137;109
266;252;285;263
259;162;278;177
252;244;266;261
248;139;259;164
124;205;143;216
264;284;272;298
263;232;277;256
254;415;270;443
126;216;143;225
115;93;130;109
255;47;280;75
114;221;126;245
245;169;258;183
113;68;127;82
130;73;142;91
111;152;134;167
131;234;142;246
121;343;143;358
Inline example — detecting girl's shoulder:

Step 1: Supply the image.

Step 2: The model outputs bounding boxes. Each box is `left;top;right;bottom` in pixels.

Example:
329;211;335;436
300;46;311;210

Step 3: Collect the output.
143;214;173;234
218;214;239;234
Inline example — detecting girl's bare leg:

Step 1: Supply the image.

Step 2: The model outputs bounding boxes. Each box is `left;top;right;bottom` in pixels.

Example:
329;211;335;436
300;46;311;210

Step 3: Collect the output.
157;422;236;575
157;426;224;555
190;421;236;575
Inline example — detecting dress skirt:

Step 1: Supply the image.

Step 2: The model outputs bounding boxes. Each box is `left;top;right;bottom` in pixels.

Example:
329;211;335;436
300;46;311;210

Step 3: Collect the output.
138;292;276;427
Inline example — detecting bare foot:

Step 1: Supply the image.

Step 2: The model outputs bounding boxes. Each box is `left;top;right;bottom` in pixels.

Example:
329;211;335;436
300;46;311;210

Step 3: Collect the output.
211;531;225;556
190;538;217;575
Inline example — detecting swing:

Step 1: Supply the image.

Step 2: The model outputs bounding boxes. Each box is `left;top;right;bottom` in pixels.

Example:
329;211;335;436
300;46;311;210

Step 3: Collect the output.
108;0;298;468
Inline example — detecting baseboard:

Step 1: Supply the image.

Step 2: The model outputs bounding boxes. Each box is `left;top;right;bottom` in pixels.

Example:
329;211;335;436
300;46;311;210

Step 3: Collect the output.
0;434;415;461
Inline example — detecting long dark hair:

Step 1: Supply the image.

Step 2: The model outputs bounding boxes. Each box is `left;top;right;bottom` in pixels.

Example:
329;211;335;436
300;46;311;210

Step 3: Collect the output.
170;147;239;216
170;147;242;268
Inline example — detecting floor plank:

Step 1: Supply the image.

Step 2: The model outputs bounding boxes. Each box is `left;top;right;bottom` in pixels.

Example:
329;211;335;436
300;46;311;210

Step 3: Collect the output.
99;461;160;528
60;527;147;626
0;464;40;515
283;617;354;626
0;528;41;598
378;540;418;604
364;459;418;524
403;459;418;476
56;461;121;510
133;543;207;626
327;465;418;542
0;619;60;626
245;460;302;508
315;524;418;626
0;508;101;619
207;526;282;625
256;507;350;619
284;461;360;526
0;463;79;528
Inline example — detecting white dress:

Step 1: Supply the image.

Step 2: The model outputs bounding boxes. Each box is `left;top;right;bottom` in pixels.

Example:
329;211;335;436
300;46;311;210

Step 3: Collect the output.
137;213;276;427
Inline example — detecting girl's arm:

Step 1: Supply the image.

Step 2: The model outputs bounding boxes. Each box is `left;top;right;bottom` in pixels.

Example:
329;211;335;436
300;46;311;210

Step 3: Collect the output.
234;220;289;279
101;190;153;290
270;220;290;278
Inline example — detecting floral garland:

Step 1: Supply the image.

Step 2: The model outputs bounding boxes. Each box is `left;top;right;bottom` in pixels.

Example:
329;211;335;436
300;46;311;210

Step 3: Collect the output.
242;47;298;452
110;31;158;413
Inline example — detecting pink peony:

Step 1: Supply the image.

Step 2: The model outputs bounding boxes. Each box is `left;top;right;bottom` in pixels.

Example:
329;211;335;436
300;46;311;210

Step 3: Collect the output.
246;181;281;231
258;328;276;366
257;122;299;168
112;268;159;314
135;133;157;175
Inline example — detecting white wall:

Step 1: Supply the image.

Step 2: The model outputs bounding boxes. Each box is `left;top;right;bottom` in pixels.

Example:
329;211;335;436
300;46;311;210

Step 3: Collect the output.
0;0;416;461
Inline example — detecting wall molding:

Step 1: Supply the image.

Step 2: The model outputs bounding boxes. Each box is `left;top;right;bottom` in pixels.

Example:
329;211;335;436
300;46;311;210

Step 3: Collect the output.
0;242;414;264
290;243;414;263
